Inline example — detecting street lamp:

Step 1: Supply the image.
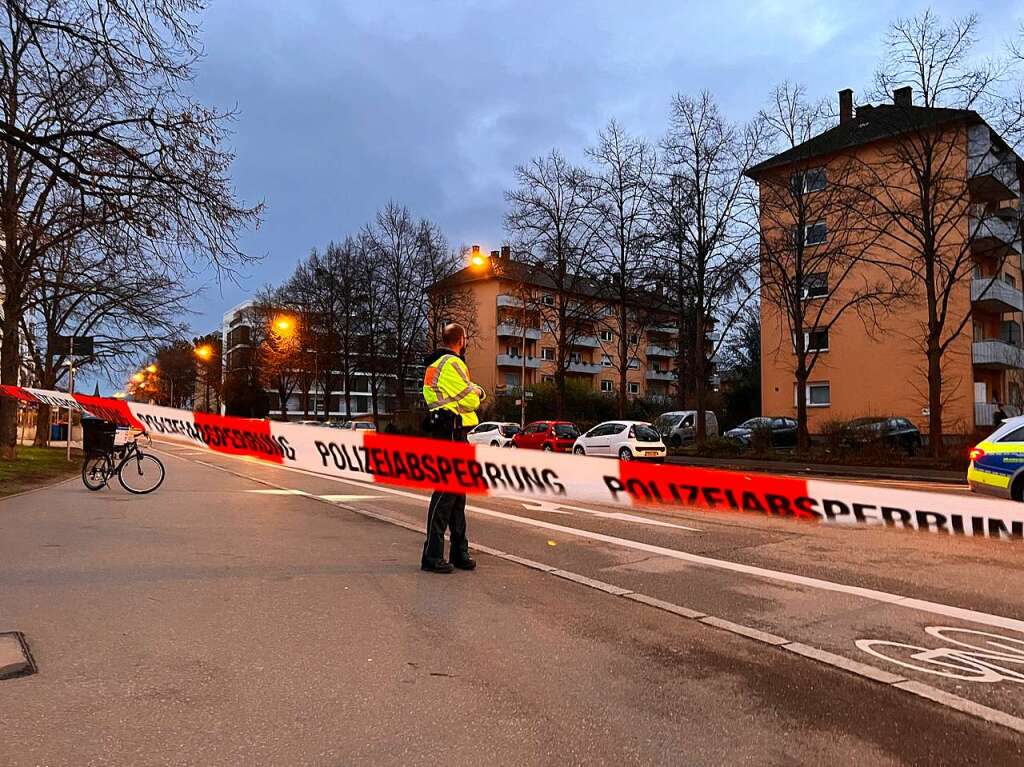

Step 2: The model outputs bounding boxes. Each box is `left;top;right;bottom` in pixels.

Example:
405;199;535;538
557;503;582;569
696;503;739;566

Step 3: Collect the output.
194;344;215;412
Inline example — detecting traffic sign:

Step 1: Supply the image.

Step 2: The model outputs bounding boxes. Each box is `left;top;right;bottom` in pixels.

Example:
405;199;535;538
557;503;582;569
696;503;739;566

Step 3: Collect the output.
51;335;94;357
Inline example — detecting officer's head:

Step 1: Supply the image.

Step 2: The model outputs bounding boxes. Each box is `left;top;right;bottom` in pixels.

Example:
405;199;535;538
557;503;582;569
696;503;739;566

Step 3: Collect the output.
442;323;467;357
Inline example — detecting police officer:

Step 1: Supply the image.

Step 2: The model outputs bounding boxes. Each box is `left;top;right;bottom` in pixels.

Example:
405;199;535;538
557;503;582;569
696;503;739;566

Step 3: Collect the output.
421;323;484;573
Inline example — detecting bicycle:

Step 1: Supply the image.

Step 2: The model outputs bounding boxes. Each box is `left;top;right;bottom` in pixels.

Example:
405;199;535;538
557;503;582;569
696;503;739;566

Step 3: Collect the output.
81;431;166;494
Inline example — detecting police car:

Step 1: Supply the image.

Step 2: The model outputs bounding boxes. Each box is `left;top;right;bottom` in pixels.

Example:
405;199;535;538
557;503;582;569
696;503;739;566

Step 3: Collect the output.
967;415;1024;500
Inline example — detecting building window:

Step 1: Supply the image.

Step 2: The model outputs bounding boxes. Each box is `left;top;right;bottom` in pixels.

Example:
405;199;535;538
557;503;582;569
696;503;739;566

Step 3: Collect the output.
628;382;640;395
801;272;828;299
792;168;827;194
570;352;582;364
505;373;520;387
1005;273;1017;289
628;358;640;370
542;294;554;306
506;345;521;358
792;329;829;353
794;381;831;407
542;347;555;361
601;354;612;367
601;379;613;393
628;333;639;344
542;375;554;383
600;330;613;342
803;221;828;246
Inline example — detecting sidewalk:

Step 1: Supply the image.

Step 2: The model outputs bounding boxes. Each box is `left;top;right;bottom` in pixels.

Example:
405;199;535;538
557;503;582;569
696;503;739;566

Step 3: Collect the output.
666;454;966;484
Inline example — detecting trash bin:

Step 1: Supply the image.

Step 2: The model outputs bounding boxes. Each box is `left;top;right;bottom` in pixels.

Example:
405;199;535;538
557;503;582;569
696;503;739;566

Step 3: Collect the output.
50;423;68;442
82;418;116;455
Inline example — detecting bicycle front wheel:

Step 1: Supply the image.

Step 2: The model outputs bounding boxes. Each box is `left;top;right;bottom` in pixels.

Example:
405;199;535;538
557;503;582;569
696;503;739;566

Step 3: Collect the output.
82;454;112;491
117;453;166;495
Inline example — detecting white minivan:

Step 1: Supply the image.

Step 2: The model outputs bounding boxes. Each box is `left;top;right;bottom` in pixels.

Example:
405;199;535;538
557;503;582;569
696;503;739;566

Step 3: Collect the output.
656;410;719;446
572;421;666;462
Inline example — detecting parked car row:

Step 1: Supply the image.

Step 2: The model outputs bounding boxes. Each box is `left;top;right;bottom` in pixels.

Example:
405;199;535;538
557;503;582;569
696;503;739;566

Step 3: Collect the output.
294;419;377;431
463;411;926;459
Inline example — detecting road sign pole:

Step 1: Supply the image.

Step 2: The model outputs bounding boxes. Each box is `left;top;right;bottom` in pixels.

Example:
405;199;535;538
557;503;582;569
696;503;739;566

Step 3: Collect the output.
67;337;74;462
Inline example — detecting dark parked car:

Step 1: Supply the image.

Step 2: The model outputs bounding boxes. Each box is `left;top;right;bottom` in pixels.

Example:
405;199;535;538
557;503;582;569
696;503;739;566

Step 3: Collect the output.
843;417;922;454
724;417;798;448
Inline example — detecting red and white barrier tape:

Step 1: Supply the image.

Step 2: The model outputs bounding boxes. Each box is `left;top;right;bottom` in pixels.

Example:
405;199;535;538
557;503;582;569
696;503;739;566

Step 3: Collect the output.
3;384;1022;541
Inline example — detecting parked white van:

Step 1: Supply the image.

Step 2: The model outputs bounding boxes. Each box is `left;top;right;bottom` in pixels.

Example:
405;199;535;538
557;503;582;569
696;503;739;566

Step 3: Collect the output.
655;411;719;446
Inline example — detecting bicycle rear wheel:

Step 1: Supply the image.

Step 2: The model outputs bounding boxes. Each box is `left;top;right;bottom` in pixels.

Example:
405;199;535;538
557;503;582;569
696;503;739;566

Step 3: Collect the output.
117;453;166;494
82;454;112;491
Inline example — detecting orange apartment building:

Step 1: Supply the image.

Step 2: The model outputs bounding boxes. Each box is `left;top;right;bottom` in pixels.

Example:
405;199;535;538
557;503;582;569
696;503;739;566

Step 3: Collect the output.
428;247;684;403
748;87;1024;435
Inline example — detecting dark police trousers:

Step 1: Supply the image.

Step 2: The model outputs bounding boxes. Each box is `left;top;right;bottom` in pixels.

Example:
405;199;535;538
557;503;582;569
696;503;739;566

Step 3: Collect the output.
422;425;469;566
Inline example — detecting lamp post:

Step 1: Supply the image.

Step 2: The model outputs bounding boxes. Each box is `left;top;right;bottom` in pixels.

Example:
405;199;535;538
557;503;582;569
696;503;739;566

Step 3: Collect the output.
194;344;214;412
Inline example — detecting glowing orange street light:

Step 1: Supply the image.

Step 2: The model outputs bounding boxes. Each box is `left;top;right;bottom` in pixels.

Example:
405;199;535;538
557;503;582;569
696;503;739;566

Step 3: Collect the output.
146;364;158;374
469;244;486;269
194;344;213;361
132;372;145;383
273;315;295;334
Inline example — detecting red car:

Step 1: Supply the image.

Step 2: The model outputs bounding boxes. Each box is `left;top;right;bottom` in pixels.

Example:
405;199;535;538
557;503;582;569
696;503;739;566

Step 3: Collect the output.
512;420;581;452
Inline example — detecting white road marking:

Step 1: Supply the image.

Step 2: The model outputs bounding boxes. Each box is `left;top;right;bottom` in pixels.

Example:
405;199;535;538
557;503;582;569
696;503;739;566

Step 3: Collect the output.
318;494;383;502
164;448;1024;734
245;489;309;495
165;447;1024;636
521;500;702;530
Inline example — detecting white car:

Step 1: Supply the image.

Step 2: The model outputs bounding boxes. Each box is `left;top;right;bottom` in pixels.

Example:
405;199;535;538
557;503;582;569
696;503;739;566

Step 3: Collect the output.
467;421;520;447
572;420;666;462
337;421;377;431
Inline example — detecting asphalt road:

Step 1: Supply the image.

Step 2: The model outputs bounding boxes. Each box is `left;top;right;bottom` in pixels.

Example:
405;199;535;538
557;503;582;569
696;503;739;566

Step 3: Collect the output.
1;442;1022;766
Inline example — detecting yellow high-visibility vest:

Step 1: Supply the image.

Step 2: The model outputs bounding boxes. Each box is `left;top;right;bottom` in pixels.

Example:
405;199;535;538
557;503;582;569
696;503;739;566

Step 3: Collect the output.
422;354;481;427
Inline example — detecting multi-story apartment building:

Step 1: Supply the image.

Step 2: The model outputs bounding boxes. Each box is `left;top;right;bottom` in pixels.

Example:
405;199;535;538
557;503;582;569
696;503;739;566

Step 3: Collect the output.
428;247;687;403
221;300;407;420
748;86;1024;434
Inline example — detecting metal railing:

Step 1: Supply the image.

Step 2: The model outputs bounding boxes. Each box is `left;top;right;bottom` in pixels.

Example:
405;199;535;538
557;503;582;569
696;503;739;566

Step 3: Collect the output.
971;277;1024;312
496;354;543;369
972;339;1024;369
496;322;542;340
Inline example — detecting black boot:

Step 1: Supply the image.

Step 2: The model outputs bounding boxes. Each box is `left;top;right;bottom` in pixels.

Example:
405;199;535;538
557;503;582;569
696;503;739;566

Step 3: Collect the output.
421;559;455;574
451;556;476;571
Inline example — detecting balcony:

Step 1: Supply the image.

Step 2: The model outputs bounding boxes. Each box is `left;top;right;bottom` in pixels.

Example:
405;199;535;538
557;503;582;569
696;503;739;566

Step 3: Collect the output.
973;402;1022;427
496;322;542;340
968;125;1021;203
572;334;601;348
496;294;523;308
566;361;603;375
649;323;678;334
972;339;1024;370
496;354;542;369
970;212;1022;258
645;344;676;358
646;370;676;382
971;276;1024;314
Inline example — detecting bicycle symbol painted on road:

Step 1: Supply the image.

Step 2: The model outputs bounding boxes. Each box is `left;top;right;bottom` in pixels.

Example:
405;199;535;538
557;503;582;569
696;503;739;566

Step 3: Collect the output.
856;627;1024;683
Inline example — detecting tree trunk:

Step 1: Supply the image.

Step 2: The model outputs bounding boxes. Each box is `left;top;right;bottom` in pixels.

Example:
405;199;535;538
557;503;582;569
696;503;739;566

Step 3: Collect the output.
618;298;628;418
0;286;21;458
694;318;707;445
33;403;52;447
928;341;943;459
795;362;810;454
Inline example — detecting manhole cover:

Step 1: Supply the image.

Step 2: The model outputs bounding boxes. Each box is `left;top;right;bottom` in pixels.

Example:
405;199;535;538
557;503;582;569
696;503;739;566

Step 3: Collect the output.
0;632;36;679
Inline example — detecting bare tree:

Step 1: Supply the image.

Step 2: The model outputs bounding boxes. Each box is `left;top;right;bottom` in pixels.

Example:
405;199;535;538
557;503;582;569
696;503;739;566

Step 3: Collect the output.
655;91;762;443
354;232;392;426
425;240;478;351
586;120;657;416
365;202;432;414
20;232;189;443
859;11;1021;455
751;83;898;451
0;1;261;457
505;150;599;417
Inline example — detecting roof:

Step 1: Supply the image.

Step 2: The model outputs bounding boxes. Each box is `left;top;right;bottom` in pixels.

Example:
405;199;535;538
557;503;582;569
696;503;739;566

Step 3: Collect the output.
430;257;676;312
745;103;984;178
